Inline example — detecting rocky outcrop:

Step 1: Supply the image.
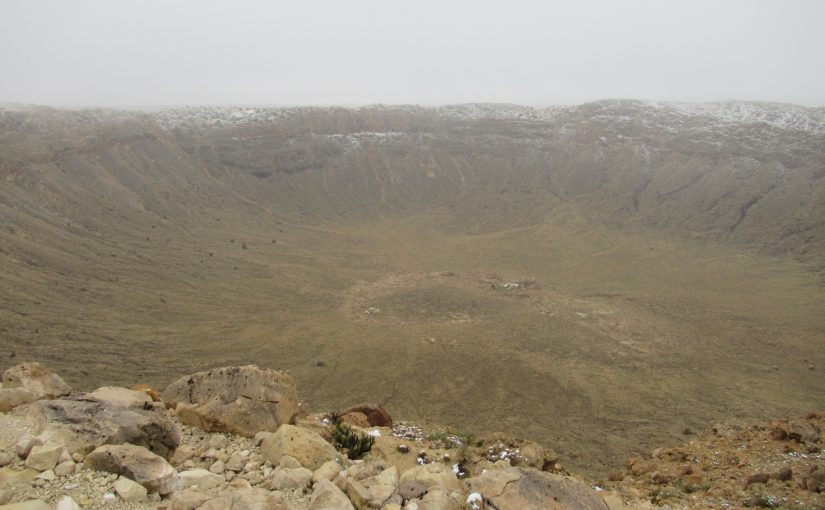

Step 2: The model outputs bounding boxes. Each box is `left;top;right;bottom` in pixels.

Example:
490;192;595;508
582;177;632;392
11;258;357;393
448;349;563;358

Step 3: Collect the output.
163;365;299;437
260;424;338;470
466;466;609;510
83;443;178;495
0;363;71;412
12;388;179;458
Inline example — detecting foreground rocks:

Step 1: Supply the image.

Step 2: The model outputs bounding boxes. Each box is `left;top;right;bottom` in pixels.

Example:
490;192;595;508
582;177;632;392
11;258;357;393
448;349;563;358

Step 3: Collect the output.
163;365;299;437
10;361;821;509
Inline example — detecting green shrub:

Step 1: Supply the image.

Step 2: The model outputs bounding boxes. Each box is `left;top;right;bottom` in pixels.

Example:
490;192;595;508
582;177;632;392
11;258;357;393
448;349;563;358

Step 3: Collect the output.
329;413;375;460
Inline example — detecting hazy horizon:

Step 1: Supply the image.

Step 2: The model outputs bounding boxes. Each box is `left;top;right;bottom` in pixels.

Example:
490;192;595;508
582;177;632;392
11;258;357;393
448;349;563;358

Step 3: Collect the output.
2;0;825;107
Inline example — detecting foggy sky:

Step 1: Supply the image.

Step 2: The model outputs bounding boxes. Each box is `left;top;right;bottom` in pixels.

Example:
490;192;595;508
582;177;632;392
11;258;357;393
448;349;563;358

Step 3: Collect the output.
2;0;824;107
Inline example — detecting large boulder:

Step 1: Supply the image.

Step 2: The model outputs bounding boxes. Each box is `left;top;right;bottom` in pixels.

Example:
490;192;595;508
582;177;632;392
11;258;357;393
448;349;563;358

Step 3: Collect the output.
0;363;71;412
84;443;178;495
2;363;71;398
163;365;298;437
12;389;179;459
198;488;295;510
465;466;609;510
399;463;460;491
261;424;338;470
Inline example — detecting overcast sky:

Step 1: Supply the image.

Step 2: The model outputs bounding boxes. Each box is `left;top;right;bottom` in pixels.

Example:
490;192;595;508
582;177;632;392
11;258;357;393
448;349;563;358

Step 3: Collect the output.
1;0;824;107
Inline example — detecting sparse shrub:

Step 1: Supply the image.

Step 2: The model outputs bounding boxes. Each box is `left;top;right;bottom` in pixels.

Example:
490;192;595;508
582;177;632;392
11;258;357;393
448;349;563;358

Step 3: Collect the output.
329;413;375;460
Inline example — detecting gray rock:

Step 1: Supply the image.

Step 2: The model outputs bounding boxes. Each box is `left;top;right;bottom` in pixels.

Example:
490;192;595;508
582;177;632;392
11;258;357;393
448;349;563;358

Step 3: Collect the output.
0;452;12;467
465;466;609;510
163;365;298;437
83;443;178;495
12;392;180;459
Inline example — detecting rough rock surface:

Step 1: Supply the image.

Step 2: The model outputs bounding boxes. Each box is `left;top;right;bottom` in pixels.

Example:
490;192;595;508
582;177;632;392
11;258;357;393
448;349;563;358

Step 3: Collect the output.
466;466;609;510
11;391;180;459
2;363;71;400
83;444;178;495
163;366;299;438
261;425;338;470
0;363;71;413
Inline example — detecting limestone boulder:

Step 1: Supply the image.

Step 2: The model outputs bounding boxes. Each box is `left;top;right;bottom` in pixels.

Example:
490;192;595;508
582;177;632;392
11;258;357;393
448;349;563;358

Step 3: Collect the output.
261;424;338;470
163;365;298;437
399;463;460;491
309;478;354;510
24;441;65;471
83;443;178;495
0;363;71;412
12;392;179;459
113;476;149;502
85;387;154;410
465;466;609;510
177;468;224;491
0;388;40;413
2;363;71;399
269;467;313;492
198;488;295;510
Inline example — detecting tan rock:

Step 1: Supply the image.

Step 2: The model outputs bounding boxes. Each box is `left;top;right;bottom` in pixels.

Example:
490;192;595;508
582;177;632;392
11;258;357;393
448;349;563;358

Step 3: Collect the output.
0;388;40;413
309;478;354;510
345;477;371;508
55;496;81;510
85;387;153;410
83;443;177;494
368;484;396;507
54;460;76;477
167;487;210;510
261;424;338;470
0;467;39;485
199;488;294;510
466;466;609;510
177;468;225;490
2;363;71;399
163;365;298;437
314;459;343;483
399;463;460;491
269;466;313;491
0;500;51;510
419;488;460;510
25;441;65;471
114;476;149;502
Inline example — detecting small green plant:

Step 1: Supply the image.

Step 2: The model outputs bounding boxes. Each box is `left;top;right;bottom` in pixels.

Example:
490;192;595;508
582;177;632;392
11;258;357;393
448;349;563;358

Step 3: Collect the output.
328;413;375;460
